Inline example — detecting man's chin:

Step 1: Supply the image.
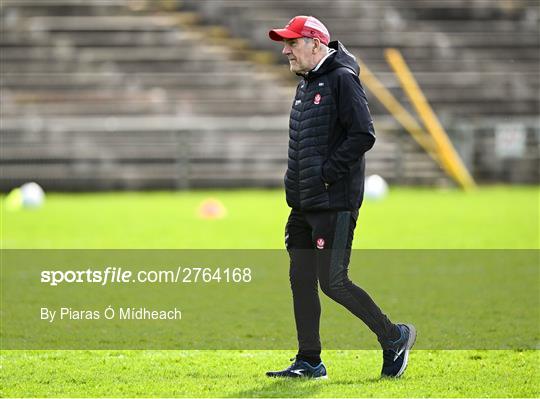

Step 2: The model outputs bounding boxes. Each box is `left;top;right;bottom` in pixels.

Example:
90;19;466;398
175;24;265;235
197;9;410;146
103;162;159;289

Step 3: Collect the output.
289;64;302;74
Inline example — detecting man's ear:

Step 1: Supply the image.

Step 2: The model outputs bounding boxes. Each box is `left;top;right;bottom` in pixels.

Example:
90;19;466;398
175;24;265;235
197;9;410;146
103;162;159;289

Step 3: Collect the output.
312;38;321;53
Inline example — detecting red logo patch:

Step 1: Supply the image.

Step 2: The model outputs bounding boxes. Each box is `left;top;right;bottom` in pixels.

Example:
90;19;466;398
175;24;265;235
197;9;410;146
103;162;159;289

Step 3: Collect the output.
316;238;325;249
314;93;321;105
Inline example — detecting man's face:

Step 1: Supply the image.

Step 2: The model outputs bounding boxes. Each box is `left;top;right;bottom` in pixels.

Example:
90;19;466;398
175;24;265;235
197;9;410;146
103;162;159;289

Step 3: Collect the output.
282;38;316;74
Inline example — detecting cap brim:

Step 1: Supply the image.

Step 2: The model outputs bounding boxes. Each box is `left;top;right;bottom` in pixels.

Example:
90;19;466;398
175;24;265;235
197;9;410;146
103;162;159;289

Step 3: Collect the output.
269;28;303;42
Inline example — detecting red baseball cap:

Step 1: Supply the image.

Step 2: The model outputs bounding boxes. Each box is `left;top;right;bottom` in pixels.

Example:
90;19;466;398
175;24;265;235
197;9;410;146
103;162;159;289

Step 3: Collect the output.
269;16;330;45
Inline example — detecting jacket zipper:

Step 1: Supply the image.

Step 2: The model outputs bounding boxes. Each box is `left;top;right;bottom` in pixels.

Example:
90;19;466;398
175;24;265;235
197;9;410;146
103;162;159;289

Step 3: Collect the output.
297;78;308;207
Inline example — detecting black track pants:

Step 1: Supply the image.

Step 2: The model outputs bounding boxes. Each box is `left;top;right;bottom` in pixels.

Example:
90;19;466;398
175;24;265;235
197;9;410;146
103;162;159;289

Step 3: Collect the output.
285;209;399;357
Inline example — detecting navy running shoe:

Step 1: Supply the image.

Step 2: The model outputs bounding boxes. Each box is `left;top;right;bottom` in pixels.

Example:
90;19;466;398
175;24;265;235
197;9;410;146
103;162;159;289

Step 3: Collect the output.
266;358;328;379
381;323;417;378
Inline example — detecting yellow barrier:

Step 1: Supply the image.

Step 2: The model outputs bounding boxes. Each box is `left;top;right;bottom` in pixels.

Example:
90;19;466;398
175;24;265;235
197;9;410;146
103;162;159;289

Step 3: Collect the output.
384;48;476;190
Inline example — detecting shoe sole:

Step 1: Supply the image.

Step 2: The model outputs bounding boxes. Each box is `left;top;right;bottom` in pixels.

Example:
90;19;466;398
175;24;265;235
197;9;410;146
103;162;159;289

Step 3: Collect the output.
266;373;329;380
266;374;328;380
395;323;417;378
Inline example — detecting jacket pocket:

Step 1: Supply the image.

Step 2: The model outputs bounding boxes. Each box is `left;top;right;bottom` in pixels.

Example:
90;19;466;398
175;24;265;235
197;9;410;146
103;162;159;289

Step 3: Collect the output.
328;172;349;209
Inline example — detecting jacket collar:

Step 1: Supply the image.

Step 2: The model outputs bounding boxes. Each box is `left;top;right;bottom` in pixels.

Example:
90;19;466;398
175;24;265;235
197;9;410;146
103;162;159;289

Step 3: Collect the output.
297;48;336;80
312;48;336;72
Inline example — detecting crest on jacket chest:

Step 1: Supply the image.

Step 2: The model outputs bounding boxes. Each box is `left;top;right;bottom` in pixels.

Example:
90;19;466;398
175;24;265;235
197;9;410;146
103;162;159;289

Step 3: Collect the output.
293;77;332;114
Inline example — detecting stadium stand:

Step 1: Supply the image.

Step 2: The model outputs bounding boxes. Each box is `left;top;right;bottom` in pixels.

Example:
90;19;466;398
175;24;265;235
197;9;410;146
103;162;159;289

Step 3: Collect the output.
1;0;538;190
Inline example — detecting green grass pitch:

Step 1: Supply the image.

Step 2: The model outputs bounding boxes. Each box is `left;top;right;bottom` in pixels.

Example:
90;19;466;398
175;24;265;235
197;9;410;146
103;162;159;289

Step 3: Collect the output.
1;186;539;397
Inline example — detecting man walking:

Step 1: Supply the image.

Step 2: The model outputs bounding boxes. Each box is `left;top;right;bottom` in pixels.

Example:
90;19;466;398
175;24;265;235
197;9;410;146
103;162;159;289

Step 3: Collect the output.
266;16;416;379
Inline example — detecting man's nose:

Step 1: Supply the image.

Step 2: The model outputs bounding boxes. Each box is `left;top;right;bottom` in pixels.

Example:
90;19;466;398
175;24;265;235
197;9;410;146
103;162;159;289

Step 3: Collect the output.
282;45;291;55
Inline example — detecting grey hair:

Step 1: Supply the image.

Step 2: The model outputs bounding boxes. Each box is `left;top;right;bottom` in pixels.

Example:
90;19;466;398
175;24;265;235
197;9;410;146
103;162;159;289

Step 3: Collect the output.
303;37;329;53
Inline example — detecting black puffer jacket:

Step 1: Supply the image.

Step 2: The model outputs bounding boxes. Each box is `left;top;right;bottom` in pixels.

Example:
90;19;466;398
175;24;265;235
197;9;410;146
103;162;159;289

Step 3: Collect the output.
284;41;376;211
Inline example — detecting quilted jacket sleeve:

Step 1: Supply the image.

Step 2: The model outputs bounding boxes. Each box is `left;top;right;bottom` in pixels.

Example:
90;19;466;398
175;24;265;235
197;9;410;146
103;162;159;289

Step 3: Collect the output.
322;69;376;184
